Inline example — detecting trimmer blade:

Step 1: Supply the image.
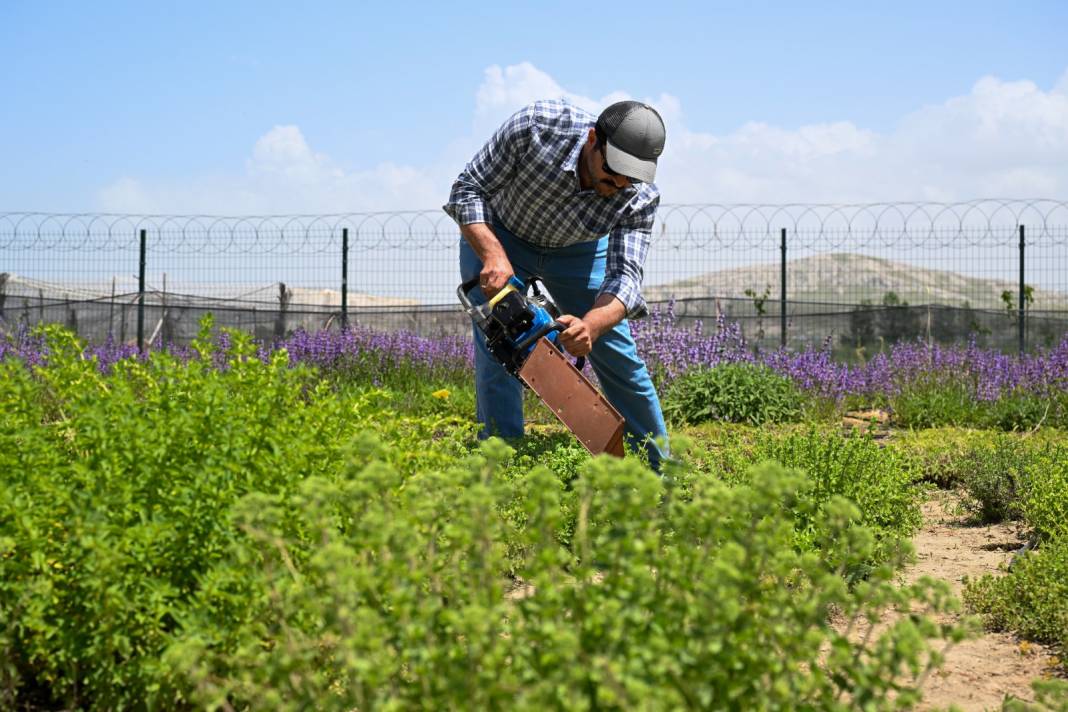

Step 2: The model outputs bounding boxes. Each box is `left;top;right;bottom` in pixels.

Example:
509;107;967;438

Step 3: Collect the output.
518;338;625;457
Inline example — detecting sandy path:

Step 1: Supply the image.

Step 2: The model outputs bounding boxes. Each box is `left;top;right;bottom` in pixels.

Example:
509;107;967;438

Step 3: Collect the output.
905;494;1060;710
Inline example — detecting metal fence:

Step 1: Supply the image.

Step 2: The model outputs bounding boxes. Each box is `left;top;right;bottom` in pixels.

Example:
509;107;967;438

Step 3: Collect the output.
2;199;1067;355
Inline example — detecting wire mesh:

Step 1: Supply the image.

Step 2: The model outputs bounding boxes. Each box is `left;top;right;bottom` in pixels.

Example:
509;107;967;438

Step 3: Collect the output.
1;199;1066;353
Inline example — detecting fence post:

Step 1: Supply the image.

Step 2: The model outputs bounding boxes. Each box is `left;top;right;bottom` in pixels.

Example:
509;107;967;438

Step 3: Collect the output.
137;228;146;351
1018;224;1025;355
341;227;349;330
780;227;787;348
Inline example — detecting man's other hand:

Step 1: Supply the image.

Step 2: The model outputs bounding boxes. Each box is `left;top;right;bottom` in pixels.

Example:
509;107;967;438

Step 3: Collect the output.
556;314;595;357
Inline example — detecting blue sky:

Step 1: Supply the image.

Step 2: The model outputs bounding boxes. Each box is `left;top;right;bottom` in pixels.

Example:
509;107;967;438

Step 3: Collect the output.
2;0;1067;212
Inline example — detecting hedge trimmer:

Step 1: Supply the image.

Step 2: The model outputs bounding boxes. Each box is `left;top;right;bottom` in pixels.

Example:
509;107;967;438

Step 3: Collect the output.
458;275;625;457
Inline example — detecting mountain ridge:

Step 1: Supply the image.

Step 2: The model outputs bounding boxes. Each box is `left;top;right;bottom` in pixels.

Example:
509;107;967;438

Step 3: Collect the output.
645;252;1068;309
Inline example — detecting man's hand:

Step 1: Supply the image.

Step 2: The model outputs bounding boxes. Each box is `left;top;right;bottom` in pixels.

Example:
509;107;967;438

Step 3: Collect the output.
556;314;595;357
460;223;515;298
556;294;627;357
479;257;514;298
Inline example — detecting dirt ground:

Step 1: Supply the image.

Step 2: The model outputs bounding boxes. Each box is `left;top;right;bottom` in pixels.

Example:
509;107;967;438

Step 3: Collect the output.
904;493;1061;711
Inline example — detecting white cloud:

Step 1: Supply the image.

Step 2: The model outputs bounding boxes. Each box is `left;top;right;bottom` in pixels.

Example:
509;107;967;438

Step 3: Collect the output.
656;70;1068;203
97;125;450;214
248;125;334;182
96;62;1068;214
471;62;630;138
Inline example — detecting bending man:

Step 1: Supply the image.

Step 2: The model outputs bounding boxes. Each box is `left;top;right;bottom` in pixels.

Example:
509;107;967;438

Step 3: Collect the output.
443;98;668;469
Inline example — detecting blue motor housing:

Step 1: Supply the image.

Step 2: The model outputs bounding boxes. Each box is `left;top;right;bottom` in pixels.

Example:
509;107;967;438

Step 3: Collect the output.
457;275;564;376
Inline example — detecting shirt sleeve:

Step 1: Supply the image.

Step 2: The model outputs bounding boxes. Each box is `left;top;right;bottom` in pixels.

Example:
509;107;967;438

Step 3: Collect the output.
442;105;534;226
598;194;659;320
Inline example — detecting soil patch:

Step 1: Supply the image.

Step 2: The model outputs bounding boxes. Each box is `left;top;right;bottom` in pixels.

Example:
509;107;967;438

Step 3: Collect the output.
906;493;1060;710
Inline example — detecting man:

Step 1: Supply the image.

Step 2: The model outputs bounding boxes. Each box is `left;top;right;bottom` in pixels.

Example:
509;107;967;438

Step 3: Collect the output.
443;98;668;469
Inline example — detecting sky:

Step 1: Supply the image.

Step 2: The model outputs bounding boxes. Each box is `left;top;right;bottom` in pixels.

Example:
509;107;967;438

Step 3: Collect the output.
2;0;1067;215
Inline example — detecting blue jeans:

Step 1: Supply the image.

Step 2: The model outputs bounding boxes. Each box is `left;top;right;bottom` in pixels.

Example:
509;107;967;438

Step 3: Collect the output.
459;221;668;469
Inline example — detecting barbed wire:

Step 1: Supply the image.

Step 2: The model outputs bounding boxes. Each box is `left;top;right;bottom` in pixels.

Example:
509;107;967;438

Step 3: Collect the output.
2;199;1066;253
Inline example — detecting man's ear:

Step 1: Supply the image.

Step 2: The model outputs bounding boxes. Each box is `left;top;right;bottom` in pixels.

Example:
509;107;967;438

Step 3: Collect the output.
587;128;597;145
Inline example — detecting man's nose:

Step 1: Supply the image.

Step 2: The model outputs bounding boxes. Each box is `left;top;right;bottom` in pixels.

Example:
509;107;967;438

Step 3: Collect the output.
611;175;628;189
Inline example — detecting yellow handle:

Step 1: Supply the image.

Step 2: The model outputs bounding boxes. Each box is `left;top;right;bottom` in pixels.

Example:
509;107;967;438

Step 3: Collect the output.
487;283;518;308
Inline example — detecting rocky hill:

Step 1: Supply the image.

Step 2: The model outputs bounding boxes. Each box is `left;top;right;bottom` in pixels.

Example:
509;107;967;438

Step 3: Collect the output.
644;253;1068;310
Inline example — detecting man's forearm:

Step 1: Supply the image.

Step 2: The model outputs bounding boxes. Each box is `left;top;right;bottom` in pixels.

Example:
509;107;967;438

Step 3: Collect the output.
461;222;514;296
583;293;627;341
460;222;508;265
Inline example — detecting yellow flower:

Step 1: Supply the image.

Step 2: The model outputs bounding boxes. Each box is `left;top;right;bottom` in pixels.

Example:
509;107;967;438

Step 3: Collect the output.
431;389;451;400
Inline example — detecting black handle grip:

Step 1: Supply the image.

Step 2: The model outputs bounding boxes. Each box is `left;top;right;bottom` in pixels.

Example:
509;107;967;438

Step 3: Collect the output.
457;277;481;311
515;321;588;372
514;320;565;353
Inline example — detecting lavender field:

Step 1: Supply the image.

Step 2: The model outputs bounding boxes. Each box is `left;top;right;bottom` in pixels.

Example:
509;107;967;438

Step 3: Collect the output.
5;305;1067;428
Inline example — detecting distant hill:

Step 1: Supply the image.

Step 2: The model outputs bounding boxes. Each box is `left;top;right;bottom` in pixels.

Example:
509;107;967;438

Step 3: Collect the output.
644;253;1068;310
0;273;416;309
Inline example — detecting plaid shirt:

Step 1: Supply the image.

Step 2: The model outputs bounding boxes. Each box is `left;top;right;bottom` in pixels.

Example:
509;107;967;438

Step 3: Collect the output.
443;99;660;318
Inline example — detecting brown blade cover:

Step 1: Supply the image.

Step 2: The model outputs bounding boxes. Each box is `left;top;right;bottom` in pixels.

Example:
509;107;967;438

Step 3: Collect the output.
518;338;625;457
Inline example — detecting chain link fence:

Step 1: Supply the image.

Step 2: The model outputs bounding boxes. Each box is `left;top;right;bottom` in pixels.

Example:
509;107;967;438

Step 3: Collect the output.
2;199;1067;355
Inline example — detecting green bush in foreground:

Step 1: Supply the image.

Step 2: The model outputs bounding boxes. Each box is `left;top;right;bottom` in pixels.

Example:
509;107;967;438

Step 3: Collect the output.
0;325;970;709
663;362;804;426
0;325;477;709
167;442;967;711
704;427;924;576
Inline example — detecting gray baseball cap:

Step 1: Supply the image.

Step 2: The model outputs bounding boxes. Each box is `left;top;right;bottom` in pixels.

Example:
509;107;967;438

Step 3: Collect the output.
596;100;666;183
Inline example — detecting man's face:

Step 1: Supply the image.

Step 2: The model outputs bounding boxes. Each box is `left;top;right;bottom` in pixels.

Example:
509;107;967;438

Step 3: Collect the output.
588;141;633;198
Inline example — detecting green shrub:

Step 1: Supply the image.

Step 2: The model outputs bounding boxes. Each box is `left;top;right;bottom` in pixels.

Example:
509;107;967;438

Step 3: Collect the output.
663;362;804;426
497;433;588;570
964;537;1068;665
891;379;1064;431
166;447;967;710
890;428;996;487
686;427;923;576
956;433;1042;524
0;324;970;709
961;443;1068;676
760;429;923;572
984;391;1057;431
1021;446;1068;543
0;324;477;708
890;379;973;429
1002;678;1068;711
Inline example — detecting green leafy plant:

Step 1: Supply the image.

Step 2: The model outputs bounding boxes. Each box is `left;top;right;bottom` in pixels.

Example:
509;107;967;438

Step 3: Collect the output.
716;428;924;574
0;323;478;708
890;428;995;487
890;378;974;428
1002;678;1068;711
891;380;1059;431
663;362;804;426
166;448;967;710
1001;285;1035;325
0;323;986;708
955;434;1039;524
744;284;771;342
963;444;1068;675
1021;445;1068;543
964;537;1068;670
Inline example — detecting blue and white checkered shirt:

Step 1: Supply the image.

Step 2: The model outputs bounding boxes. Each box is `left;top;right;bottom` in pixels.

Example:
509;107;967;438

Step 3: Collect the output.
443;99;660;318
